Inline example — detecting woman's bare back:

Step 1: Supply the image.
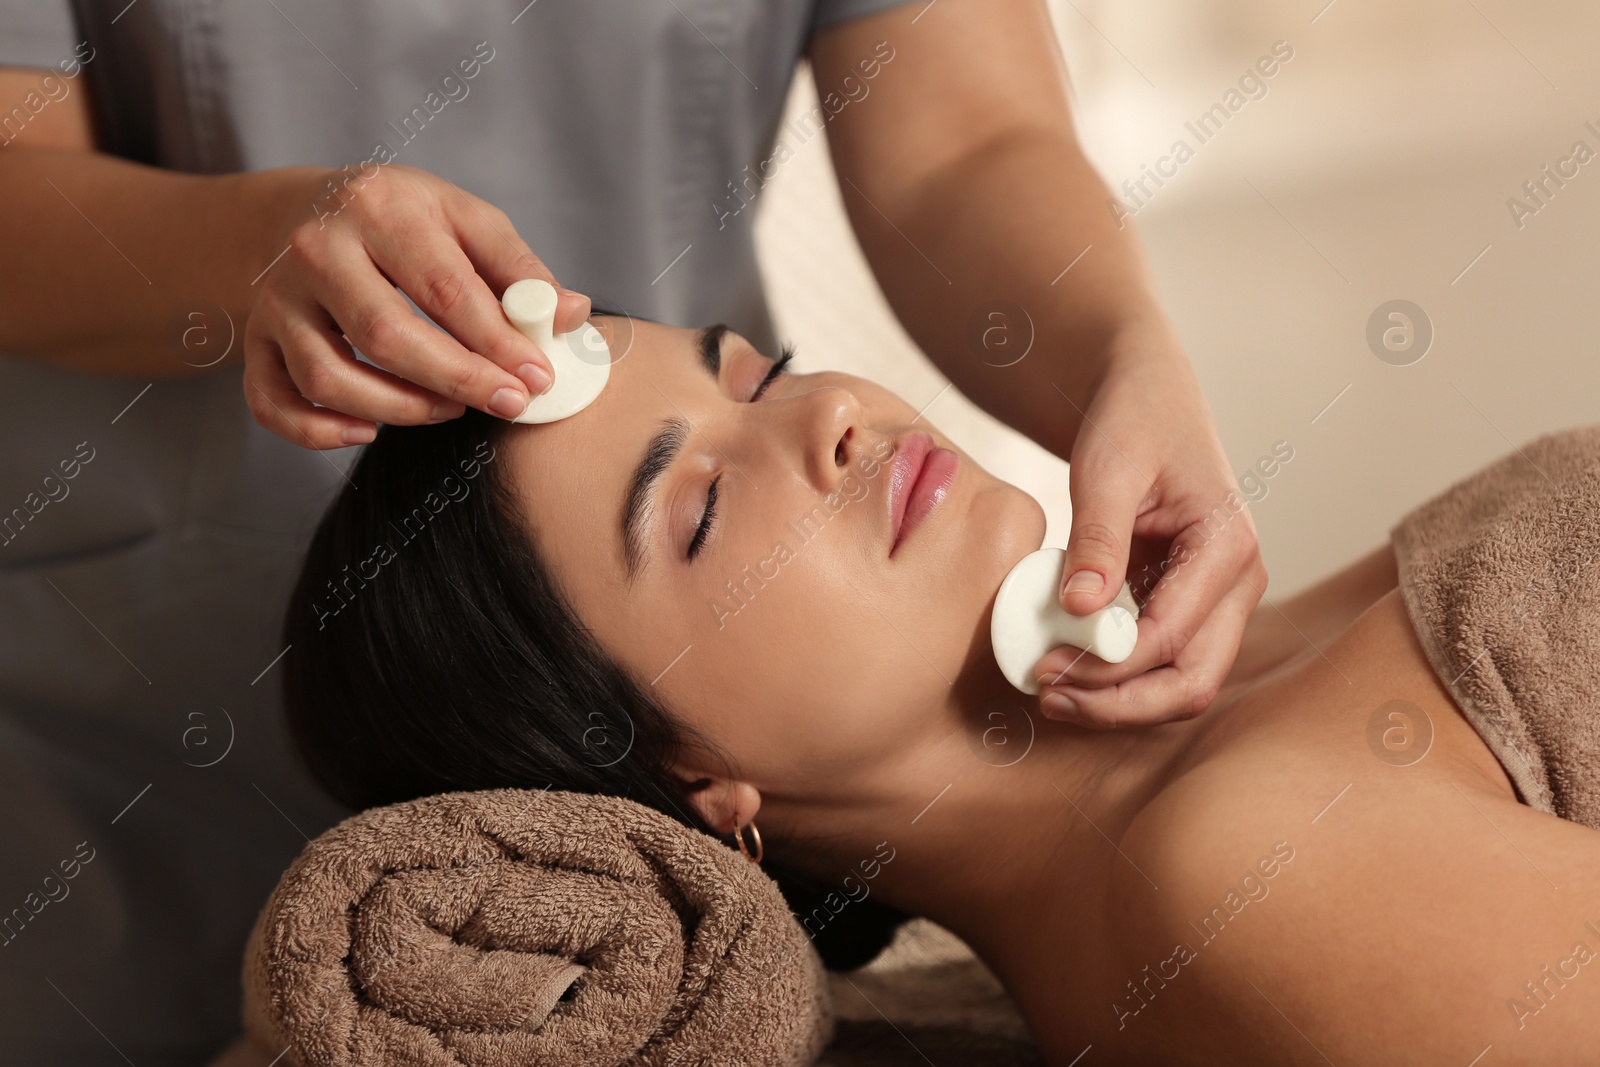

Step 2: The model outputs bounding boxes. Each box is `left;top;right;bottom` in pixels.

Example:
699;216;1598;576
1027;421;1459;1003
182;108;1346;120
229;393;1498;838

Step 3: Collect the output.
1019;554;1600;1065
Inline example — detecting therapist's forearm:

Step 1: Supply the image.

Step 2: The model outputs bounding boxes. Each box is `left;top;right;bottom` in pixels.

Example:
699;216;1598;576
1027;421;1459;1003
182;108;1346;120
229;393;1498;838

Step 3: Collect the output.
849;128;1175;458
0;147;317;377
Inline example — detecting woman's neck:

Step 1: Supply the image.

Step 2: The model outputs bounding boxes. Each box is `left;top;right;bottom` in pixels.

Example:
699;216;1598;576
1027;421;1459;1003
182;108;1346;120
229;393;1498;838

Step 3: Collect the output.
771;655;1221;977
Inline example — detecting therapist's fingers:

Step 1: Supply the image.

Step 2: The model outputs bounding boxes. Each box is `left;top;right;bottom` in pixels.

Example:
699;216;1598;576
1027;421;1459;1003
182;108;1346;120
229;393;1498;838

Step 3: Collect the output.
1036;577;1262;728
277;310;466;428
1060;445;1152;615
244;162;596;448
1036;512;1265;690
363;221;554;397
242;324;369;450
441;187;593;336
307;243;534;421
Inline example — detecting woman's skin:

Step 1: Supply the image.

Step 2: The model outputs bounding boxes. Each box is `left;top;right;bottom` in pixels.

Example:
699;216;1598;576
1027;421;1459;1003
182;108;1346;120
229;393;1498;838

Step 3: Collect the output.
507;315;1600;1064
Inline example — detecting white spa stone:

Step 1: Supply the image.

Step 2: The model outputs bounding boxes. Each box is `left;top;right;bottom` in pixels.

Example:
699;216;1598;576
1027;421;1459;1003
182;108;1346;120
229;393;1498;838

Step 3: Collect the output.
991;547;1141;695
501;278;612;424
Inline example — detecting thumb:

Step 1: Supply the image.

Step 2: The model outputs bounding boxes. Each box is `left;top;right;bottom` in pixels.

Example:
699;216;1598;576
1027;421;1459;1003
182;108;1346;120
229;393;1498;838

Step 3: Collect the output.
1061;461;1146;616
553;287;593;335
443;187;589;331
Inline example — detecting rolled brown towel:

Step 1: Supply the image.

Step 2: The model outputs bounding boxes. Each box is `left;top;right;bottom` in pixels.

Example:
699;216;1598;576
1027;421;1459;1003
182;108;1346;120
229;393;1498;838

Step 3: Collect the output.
241;788;833;1066
1393;423;1600;829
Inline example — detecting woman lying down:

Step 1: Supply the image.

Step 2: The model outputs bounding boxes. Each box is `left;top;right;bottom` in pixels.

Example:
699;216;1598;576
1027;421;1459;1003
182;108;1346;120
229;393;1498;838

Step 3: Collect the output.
281;309;1600;1065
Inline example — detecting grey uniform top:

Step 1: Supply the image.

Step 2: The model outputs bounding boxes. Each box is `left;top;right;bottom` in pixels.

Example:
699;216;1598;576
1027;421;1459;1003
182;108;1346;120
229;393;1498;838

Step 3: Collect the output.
0;1;911;1061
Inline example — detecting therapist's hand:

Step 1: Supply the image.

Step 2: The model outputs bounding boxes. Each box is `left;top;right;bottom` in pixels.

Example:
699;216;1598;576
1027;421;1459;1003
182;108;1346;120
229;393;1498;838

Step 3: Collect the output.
243;163;591;449
1032;321;1268;728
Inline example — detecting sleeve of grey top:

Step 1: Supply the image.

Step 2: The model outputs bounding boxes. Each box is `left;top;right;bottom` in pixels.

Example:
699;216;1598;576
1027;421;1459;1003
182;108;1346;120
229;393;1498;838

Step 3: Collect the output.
0;2;78;70
810;0;921;33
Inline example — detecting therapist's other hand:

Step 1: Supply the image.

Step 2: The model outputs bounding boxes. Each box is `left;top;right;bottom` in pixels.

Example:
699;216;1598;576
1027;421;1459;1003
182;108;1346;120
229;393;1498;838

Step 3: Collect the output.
1032;322;1267;729
243;163;591;449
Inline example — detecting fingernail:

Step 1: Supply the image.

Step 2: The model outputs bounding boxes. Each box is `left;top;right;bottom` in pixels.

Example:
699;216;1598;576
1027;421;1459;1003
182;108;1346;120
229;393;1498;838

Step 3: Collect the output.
429;399;461;421
340;424;376;445
558;286;592;322
515;360;553;395
1065;570;1105;597
1041;690;1078;717
489;386;528;419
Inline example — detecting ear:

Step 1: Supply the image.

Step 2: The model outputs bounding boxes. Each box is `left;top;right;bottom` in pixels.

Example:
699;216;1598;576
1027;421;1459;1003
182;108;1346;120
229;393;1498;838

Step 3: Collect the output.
673;772;762;837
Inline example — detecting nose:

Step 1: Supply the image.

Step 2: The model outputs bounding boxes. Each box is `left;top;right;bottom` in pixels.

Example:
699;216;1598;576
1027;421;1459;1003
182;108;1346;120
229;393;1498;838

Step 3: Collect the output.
789;384;868;496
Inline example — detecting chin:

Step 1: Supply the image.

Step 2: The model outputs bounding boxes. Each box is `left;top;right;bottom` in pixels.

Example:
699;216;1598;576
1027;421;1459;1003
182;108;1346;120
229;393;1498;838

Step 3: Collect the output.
933;483;1047;691
966;481;1048;596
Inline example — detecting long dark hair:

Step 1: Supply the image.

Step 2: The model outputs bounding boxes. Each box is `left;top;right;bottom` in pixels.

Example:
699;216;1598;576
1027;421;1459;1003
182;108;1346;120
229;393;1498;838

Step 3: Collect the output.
279;371;908;969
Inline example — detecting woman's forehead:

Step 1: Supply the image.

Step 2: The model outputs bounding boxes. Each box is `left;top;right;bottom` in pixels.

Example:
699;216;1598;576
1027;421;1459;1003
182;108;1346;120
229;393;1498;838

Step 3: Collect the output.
501;317;707;567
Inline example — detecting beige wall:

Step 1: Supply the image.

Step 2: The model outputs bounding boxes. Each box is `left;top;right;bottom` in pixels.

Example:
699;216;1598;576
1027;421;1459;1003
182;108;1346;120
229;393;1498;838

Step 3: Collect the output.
755;0;1600;597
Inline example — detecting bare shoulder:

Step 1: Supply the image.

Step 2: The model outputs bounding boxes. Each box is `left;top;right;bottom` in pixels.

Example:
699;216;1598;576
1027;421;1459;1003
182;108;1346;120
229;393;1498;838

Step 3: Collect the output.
1105;704;1600;1064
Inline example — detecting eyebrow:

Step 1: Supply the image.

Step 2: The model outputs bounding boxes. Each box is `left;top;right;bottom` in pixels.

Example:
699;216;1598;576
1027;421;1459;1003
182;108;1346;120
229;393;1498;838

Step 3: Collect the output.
620;324;730;581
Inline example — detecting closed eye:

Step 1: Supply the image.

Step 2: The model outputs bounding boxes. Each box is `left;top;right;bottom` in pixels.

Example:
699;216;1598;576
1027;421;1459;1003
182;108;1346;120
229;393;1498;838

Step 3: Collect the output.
749;343;796;402
687;473;720;560
686;343;796;561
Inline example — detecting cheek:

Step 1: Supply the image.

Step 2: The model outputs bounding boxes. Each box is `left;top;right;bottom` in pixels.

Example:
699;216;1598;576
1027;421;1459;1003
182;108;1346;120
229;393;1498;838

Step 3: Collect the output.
681;477;1044;749
694;574;895;709
668;558;929;773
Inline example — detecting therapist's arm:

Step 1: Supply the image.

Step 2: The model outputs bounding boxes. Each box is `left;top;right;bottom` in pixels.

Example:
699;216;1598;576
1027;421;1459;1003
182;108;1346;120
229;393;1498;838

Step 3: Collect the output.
0;68;308;376
807;0;1266;727
0;67;583;447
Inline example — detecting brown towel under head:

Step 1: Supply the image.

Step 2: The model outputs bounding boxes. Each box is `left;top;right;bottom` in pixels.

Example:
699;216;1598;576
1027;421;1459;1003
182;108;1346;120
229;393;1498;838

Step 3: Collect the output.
1392;423;1600;829
241;788;833;1067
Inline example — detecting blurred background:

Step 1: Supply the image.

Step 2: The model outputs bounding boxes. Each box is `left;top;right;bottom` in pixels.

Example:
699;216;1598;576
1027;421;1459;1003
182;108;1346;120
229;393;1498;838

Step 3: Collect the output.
757;0;1600;597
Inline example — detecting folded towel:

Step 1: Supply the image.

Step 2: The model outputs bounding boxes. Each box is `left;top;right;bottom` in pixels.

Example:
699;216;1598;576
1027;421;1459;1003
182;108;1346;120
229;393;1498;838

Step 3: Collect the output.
241;787;833;1066
1392;423;1600;829
216;917;1033;1067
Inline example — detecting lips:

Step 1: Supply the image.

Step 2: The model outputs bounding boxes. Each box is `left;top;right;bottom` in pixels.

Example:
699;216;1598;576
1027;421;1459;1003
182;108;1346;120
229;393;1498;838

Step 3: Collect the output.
888;429;958;556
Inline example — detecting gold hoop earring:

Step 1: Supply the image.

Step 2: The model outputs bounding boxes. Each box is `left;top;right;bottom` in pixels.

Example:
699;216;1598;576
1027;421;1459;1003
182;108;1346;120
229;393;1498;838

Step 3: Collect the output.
733;820;763;864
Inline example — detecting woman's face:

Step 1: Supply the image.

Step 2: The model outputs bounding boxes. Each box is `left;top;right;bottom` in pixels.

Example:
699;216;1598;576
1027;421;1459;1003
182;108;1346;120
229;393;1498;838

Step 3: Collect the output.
504;314;1046;797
